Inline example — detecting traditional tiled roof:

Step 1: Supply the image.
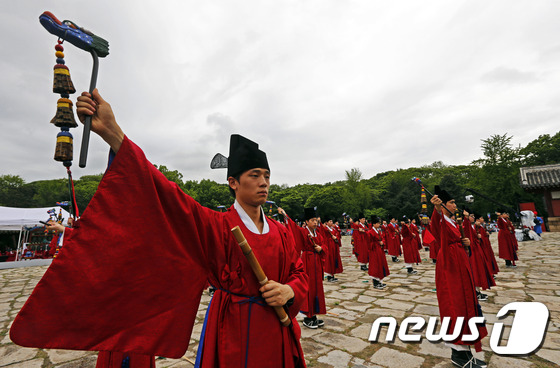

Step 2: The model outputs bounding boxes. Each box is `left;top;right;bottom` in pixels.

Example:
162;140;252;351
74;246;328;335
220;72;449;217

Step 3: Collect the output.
520;164;560;189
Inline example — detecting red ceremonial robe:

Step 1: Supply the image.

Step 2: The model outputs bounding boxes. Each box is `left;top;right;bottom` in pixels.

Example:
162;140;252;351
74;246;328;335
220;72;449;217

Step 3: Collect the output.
351;222;369;264
430;209;487;351
366;228;390;280
385;223;402;257
477;226;499;275
334;226;342;246
410;223;422;250
462;219;495;290
381;225;389;251
285;218;326;318
506;219;519;251
10;137;308;368
400;224;422;264
424;223;440;260
318;225;343;275
497;218;518;261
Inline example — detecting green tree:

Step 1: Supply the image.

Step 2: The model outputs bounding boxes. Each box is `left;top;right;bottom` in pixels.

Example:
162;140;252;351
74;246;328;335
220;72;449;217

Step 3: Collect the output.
74;180;101;212
278;191;305;219
155;165;184;186
0;175;36;207
520;132;560;166
470;134;533;216
343;168;372;217
195;179;232;209
305;186;347;220
32;179;68;207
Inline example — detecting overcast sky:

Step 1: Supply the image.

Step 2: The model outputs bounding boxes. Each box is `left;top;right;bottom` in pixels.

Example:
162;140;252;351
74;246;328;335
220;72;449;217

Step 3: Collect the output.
2;1;559;186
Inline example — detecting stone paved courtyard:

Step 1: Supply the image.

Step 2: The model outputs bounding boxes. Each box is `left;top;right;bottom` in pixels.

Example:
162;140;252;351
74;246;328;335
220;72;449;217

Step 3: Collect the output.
1;232;559;367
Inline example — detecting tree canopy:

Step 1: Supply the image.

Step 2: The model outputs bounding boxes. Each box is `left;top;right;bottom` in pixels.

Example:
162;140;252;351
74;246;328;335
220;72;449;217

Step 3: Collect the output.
1;131;558;222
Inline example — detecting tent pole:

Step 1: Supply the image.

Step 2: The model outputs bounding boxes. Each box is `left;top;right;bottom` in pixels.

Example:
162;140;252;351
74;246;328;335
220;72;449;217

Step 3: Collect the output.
15;226;23;261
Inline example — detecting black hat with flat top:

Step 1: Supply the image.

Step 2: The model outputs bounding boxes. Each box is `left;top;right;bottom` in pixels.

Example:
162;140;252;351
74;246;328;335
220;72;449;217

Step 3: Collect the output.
434;185;453;203
210;134;270;179
304;207;318;221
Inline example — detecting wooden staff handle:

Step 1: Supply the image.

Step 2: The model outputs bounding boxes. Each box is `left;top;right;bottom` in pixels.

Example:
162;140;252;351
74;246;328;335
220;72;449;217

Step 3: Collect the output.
231;226;291;326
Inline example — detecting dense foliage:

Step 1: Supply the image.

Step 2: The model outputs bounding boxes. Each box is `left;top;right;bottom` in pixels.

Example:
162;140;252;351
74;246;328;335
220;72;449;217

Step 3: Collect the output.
1;132;558;222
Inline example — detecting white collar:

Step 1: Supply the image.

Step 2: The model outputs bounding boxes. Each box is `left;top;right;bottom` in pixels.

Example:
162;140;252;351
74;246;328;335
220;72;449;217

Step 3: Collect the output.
234;200;269;234
306;226;317;237
444;214;456;226
373;227;380;233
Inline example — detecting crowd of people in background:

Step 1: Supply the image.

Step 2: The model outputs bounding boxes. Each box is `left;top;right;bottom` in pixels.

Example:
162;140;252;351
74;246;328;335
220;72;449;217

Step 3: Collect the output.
267;198;544;368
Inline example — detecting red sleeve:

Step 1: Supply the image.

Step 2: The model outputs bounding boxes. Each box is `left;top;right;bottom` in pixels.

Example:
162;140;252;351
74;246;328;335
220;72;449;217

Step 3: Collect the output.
401;224;411;238
431;208;444;256
274;223;308;320
284;216;305;254
11;136;213;358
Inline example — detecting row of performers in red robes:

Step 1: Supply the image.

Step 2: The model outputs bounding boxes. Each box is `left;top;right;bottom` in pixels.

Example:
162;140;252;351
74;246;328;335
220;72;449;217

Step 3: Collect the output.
351;213;502;294
352;218;423;266
282;216;343;323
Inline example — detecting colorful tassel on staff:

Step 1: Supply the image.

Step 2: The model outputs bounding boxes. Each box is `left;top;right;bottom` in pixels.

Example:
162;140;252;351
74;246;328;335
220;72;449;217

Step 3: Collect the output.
420;187;430;225
50;39;77;165
45;37;80;219
51;98;78;128
52;42;76;95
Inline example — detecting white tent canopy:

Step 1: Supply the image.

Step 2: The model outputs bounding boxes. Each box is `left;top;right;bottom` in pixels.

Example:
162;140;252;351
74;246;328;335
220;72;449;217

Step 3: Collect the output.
0;206;71;231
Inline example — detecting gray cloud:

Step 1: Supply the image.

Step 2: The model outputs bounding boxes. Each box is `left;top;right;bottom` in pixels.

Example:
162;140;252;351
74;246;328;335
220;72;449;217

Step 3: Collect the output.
481;67;539;84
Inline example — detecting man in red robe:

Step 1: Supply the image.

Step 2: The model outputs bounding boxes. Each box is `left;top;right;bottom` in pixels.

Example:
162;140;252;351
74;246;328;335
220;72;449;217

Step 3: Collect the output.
333;221;342;245
462;211;495;302
11;89;308;368
366;216;390;289
279;207;326;330
400;217;421;274
497;210;518;268
381;220;389;252
318;218;343;282
410;219;422;250
352;214;369;271
430;186;488;368
386;217;402;263
475;216;499;276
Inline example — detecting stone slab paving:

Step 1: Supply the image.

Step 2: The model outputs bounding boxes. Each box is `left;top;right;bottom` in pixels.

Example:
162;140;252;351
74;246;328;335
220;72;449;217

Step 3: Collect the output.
1;233;559;367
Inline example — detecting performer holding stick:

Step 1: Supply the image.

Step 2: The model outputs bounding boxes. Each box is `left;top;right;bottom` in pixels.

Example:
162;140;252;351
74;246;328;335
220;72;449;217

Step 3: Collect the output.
12;89;309;367
413;178;488;368
279;207;327;330
231;226;291;326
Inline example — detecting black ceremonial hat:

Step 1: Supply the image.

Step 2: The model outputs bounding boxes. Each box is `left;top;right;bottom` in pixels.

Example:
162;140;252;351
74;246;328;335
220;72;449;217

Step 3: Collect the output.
304;207;318;221
227;134;270;178
371;216;381;224
434;185;453;203
358;212;365;220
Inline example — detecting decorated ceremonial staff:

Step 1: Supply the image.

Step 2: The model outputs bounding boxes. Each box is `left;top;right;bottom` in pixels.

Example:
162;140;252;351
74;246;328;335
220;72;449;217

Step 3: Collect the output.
418;186;437;255
412;178;487;368
39;11;110;168
39;11;110;221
